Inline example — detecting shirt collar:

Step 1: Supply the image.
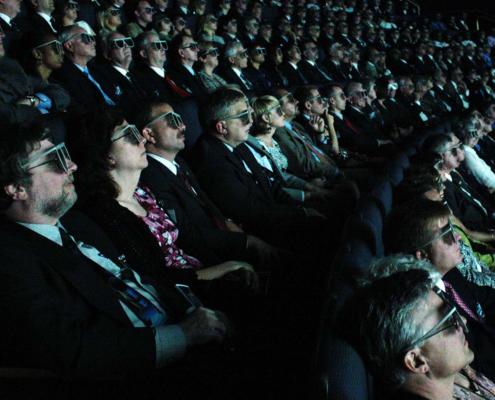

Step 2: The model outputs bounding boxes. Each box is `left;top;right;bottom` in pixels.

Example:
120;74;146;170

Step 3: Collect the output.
289;61;298;70
223;142;235;152
17;221;63;246
113;65;129;77
147;153;179;175
150;66;165;78
0;13;11;25
183;63;195;76
232;67;242;77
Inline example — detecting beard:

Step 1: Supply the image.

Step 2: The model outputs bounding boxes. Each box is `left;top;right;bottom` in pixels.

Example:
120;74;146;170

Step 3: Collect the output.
32;182;78;219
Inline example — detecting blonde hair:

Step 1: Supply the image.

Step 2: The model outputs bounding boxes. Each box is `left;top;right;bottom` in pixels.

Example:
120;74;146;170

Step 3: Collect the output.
251;95;280;135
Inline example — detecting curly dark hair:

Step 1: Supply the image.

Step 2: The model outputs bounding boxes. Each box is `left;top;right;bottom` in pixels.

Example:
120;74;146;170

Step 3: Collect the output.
66;109;125;204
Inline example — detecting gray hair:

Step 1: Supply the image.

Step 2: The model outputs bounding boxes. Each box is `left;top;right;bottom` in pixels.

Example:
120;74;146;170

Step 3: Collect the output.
347;268;436;389
224;40;242;59
58;25;81;44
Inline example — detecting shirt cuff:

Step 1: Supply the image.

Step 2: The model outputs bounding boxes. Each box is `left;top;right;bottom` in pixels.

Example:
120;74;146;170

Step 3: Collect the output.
154;324;187;368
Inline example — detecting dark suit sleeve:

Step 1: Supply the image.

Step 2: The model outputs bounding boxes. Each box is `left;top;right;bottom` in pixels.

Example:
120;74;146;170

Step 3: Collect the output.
0;250;155;375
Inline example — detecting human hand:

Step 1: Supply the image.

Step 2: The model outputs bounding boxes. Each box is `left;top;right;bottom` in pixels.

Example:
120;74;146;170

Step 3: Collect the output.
309;115;325;133
179;307;228;346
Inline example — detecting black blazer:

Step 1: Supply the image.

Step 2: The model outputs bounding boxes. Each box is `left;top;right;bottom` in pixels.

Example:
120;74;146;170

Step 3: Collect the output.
131;63;177;103
167;63;208;99
0;17;22;57
140;156;248;265
218;66;254;95
0;212;189;376
26;12;57;34
188;134;308;237
298;60;333;86
278;62;308;88
53;60;109;116
92;62;148;119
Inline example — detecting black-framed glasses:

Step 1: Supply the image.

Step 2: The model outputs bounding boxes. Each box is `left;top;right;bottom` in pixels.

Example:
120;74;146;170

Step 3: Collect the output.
221;108;253;125
181;42;199;50
22;143;73;174
34;39;64;55
237;49;248;58
308;95;324;104
143;6;156;14
418;220;456;249
110;36;134;49
145;111;184;129
111;124;145;145
402;287;468;353
149;40;168;51
107;7;121;16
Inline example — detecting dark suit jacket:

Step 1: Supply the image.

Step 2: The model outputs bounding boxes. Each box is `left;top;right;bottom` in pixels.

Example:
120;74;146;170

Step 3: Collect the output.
298;60;332;86
0;17;22;57
140;155;248;265
0;212;189;376
131;63;176;103
167;63;208;99
218;66;254;95
188;134;308;238
53;60;109;116
92;62;148;120
279;62;308;88
26;12;57;34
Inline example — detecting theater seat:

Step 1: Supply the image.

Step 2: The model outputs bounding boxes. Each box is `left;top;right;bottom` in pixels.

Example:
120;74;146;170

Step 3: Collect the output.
337;237;374;281
174;98;203;148
355;198;384;257
386;162;404;187
370;178;392;217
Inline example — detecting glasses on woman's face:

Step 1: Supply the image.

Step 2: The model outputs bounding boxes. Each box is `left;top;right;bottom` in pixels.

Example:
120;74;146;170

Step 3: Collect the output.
110;37;134;49
267;104;284;117
145;111;184;129
67;1;79;10
111;124;145;145
22;143;73;174
254;47;266;55
207;16;217;23
402;287;468;353
222;108;253;125
149;40;168;51
107;8;121;16
34;39;64;55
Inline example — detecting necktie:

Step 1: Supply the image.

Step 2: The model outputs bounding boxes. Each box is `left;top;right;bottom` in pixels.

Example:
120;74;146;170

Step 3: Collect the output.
59;228;165;327
239;72;253;91
81;67;116;106
288;125;326;163
315;64;332;81
444;280;483;323
176;165;197;196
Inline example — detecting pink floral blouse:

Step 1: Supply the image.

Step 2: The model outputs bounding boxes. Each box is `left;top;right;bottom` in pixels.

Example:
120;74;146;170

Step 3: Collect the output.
134;186;203;269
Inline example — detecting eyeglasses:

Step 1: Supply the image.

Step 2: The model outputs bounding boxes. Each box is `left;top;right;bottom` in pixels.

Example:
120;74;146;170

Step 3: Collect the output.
306;46;318;52
402;287;468;353
279;92;296;104
148;40;168;51
107;8;121;16
181;42;199;50
308;95;324;104
267;104;284;116
236;50;248;58
69;32;96;44
22;143;73;174
111;124;146;145
145;111;184;129
206;16;217;23
200;47;219;57
444;144;461;157
67;1;79;10
221;108;253;125
33;39;64;55
176;18;186;25
418;220;457;249
333;92;346;100
143;6;156;14
254;47;266;55
110;37;134;49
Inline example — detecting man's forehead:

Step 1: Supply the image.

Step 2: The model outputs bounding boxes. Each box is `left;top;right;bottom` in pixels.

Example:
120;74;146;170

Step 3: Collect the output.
28;139;53;158
152;103;173;117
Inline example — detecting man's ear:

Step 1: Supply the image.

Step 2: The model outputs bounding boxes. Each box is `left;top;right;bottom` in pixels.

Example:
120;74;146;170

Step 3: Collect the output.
261;112;270;124
139;48;147;59
404;349;429;375
304;100;312;111
32;49;43;62
215;121;228;136
4;183;28;201
142;127;155;143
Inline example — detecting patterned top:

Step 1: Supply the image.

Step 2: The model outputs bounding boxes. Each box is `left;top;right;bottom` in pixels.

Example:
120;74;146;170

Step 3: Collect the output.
454;366;495;399
254;137;289;172
134;186;202;269
197;71;228;93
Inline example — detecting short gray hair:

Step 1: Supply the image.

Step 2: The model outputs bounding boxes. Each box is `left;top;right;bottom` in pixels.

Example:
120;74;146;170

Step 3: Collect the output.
224;40;242;59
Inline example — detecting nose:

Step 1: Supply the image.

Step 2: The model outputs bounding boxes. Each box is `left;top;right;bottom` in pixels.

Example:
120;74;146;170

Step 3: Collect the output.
68;159;78;173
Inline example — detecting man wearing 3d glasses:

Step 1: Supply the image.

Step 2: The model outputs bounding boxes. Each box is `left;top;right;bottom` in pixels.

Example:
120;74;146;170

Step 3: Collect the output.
92;31;147;119
0;124;234;389
139;101;279;268
343;267;495;399
384;199;495;382
55;25;116;115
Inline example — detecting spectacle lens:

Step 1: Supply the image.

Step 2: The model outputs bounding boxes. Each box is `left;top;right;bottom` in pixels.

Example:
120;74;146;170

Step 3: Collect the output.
80;33;96;44
111;125;145;145
34;40;64;55
255;47;266;55
111;37;134;49
22;143;73;174
145;111;185;129
108;8;121;16
182;42;199;50
150;40;168;51
67;1;79;10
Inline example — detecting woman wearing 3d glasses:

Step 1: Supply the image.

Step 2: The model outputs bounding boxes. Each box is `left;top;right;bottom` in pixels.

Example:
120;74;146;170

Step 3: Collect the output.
197;41;227;93
70;108;258;297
